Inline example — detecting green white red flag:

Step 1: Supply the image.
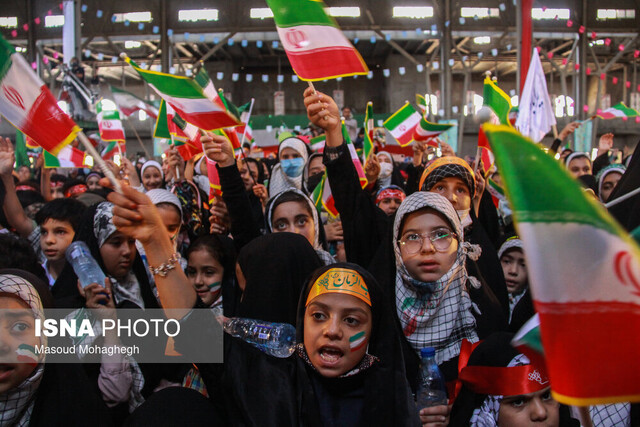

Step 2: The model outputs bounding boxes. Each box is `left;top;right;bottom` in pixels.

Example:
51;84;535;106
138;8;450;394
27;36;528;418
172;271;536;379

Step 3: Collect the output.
483;76;513;127
206;156;221;204
485;123;640;406
0;34;79;155
96;102;125;142
310;134;326;152
596;102;640;120
266;0;369;81
110;85;158;118
383;102;422;147
100;140;126;160
125;57;240;132
413;117;454;147
363;101;374;167
415;94;427;114
44;145;86;168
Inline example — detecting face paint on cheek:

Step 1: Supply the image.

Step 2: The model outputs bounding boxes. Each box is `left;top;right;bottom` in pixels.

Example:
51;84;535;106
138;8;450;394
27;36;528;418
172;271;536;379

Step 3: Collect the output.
349;331;367;352
207;281;222;293
17;344;39;367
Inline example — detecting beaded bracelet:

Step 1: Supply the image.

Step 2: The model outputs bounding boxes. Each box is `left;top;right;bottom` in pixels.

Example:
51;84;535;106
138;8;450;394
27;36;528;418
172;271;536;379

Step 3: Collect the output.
149;253;180;277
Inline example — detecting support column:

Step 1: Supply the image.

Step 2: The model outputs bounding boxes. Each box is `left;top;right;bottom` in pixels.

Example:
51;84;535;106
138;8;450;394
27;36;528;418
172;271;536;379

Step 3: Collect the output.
62;0;81;64
439;0;452;118
160;0;170;73
577;0;588;120
518;0;533;95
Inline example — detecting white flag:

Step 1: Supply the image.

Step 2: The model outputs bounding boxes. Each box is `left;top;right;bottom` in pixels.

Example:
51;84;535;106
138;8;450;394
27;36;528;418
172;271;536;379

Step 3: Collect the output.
516;51;556;142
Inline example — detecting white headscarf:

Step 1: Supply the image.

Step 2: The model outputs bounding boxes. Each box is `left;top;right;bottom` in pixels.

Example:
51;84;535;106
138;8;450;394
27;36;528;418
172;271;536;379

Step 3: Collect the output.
268;137;309;196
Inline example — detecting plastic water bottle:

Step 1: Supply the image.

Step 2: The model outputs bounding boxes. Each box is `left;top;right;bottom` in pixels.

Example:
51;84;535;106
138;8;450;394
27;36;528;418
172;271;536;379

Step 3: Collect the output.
416;347;448;409
223;317;296;358
65;241;107;288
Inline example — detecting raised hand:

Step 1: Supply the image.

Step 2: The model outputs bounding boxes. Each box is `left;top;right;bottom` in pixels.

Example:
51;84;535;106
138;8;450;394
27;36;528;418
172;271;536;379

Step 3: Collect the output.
120;156;141;187
202;132;235;168
0;137;16;177
558;121;580;141
303;88;341;137
364;153;381;184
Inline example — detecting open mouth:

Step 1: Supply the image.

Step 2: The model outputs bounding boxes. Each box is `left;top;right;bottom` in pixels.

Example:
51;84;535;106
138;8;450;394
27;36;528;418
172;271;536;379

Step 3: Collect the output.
318;346;344;364
0;365;15;380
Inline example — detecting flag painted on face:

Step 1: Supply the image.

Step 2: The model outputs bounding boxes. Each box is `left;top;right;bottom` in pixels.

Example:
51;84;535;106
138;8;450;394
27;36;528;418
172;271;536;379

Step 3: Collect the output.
0;34;79;155
383;102;422;147
486;123;640;406
349;331;367;352
266;0;369;81
16;344;38;367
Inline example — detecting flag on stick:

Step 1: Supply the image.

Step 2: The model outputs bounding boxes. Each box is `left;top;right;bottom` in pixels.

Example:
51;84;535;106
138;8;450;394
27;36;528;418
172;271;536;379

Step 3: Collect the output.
485;123;640;406
266;0;369;81
413;117;454;147
310;134;326;152
363;101;375;166
100;140;126;160
206;156;221;204
415;94;428;115
383;102;422;147
483;76;513;127
44;145;86;168
96;102;125;142
516;52;556;142
596;102;640;120
125;57;240;131
110;85;158;118
0;34;79;155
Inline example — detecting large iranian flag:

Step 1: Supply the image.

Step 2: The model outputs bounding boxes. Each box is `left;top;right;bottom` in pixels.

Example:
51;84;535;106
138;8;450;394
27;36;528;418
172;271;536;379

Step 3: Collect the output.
0;34;79;155
266;0;368;81
413;117;454;147
384;102;422;147
110;86;158;118
125;58;240;131
96;103;125;142
363;101;374;167
596;102;639;120
485;123;640;406
483;76;513;127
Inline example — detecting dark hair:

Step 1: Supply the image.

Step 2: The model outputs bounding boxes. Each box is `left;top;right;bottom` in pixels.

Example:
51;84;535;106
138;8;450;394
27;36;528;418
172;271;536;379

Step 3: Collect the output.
35;198;86;231
242;157;265;184
185;235;234;271
50;173;68;184
16;188;44;209
0;234;48;285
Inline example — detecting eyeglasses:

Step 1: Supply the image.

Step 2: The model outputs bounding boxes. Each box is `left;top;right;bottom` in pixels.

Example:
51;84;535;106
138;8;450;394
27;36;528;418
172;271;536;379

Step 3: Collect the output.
398;229;457;254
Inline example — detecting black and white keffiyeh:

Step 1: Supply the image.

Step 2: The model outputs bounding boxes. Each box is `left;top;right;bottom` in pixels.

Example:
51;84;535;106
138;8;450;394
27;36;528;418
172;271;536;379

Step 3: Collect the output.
469;354;530;427
266;189;335;265
0;274;46;427
393;192;479;364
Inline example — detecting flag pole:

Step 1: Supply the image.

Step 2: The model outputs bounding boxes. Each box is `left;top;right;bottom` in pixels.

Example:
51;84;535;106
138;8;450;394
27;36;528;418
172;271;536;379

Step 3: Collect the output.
238;98;258;188
307;81;329;121
77;131;122;193
169;134;180;180
122;114;151;159
604;186;640;208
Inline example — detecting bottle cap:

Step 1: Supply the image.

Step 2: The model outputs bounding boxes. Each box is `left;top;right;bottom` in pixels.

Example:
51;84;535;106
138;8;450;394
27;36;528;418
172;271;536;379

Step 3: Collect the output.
420;347;436;358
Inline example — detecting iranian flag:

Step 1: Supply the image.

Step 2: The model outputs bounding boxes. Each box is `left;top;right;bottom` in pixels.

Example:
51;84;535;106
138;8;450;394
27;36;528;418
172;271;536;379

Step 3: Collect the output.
413;117;454;147
483;76;513;127
110;86;158;118
44;145;86;168
101;140;126;160
311;173;338;217
310;134;326;152
383;102;422;147
16;344;38;367
415;94;428;114
485;123;640;406
236;102;254;143
342;122;368;188
596;102;640;120
363;101;374;166
266;0;369;81
97;103;125;142
0;34;79;155
125;57;240;131
206;157;221;204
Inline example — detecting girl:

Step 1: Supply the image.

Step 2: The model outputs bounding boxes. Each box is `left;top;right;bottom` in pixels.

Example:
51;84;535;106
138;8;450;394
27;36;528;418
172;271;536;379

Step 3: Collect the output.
564;152;592;179
497;237;534;331
140;160;164;192
268;134;309;196
185;234;236;318
596;164;626;203
375;151;405;190
224;263;420;426
266;189;335;265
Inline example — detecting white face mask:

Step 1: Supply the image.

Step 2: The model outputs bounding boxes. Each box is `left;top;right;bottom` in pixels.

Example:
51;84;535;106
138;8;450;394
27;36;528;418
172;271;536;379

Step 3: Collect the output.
379;162;393;179
456;208;473;229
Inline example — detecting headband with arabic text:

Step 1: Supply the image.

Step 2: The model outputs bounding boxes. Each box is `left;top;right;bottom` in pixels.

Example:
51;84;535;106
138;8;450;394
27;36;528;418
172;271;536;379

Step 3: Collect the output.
306;268;371;307
459;364;550;396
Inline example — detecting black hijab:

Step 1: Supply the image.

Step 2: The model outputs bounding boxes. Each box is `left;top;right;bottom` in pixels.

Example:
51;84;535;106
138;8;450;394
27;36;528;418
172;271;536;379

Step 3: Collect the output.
237;232;323;325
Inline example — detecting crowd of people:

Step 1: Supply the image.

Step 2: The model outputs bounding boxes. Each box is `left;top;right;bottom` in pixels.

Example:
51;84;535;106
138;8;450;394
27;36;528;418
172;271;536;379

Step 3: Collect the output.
0;86;637;426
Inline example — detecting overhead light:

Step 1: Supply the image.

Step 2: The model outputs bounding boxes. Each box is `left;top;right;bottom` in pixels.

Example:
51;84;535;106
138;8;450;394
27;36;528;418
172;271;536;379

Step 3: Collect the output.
250;8;274;19
112;12;152;23
45;15;65;28
531;8;570;20
124;41;142;49
461;7;500;18
597;9;635;20
327;7;360;17
473;36;491;44
392;6;434;19
100;99;117;111
178;9;219;22
0;17;18;29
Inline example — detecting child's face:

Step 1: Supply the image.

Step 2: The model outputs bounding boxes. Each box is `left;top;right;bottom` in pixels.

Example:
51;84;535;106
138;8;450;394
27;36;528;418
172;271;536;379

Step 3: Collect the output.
40;218;75;262
399;210;458;283
51;186;65;199
0;295;39;394
378;197;402;216
186;248;224;306
304;293;372;378
157;204;182;245
86;176;102;191
500;249;528;294
99;231;136;281
498;387;559;427
429;177;471;211
142;166;163;191
271;201;315;247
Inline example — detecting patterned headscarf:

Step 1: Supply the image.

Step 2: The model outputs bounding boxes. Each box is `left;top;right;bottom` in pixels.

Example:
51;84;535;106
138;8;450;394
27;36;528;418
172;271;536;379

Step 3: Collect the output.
268;137;309;197
393;192;480;364
93;202;117;248
419;157;476;197
469;354;531;426
0;274;46;427
596;164;626;201
266;189;335;265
